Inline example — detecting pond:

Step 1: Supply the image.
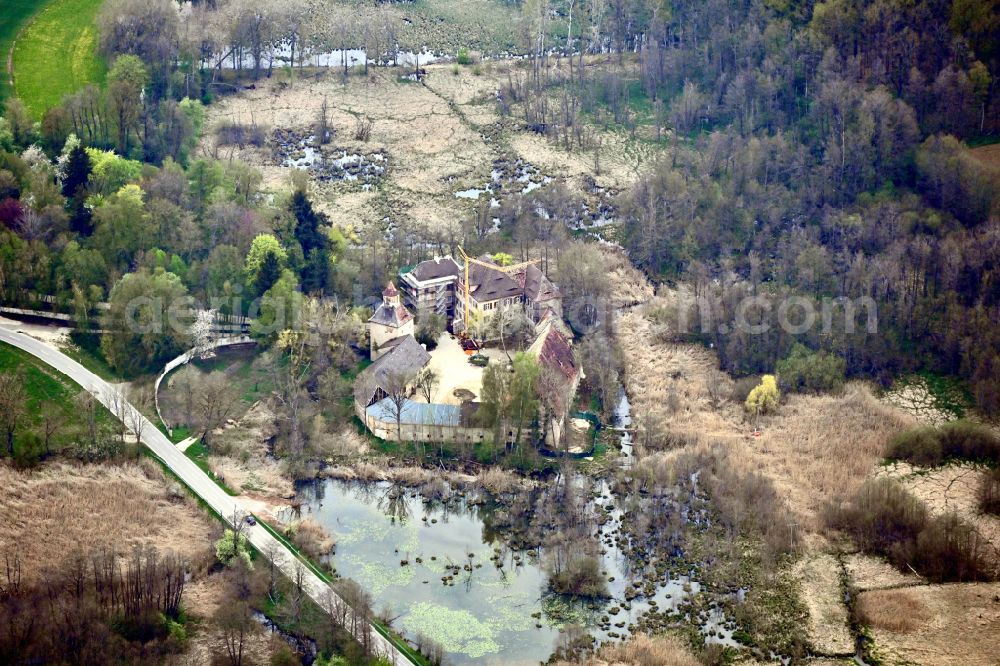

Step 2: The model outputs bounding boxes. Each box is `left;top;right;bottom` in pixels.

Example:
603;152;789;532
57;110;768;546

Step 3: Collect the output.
273;130;388;187
288;462;738;664
218;44;442;70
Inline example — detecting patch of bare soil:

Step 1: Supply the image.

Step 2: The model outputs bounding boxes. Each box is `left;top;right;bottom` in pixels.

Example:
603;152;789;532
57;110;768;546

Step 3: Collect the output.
207;402;296;514
880;378;958;425
794;553;853;656
0;461;216;582
860;583;1000;666
0;315;70;348
969;142;1000;170
181;617;283;666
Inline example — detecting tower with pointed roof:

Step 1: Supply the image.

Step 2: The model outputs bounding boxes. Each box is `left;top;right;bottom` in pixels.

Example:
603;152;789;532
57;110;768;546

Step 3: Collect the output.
368;281;415;360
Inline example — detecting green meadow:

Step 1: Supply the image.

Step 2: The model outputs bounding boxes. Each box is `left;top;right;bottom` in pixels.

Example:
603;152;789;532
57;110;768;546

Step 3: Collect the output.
0;0;44;105
12;0;105;118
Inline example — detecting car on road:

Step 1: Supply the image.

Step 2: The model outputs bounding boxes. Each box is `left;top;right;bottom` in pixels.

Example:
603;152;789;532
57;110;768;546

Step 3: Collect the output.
245;515;257;526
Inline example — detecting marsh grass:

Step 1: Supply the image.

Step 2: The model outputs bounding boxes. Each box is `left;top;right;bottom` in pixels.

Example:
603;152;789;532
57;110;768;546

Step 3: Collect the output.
0;461;216;582
590;633;700;666
856;589;931;634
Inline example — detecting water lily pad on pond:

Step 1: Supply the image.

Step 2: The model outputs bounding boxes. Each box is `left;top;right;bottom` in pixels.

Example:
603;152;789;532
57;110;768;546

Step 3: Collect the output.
402;602;500;658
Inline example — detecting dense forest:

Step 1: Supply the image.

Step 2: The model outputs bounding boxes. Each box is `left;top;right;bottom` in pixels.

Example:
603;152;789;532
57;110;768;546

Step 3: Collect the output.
512;0;1000;414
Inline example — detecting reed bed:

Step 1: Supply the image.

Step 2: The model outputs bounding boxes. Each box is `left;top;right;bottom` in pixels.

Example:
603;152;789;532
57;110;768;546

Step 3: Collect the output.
0;461;215;581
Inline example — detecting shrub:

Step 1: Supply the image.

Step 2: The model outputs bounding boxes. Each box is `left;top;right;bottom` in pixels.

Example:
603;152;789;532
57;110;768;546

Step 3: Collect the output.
745;374;780;416
548;554;610;598
775;343;845;394
215;529;252;568
979;467;1000;515
215;121;266;148
887;420;1000;466
730;375;760;404
826;478;993;582
456;48;473;65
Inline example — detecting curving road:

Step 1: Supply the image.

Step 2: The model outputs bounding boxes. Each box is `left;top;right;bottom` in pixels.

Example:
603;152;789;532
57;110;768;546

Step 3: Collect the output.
0;326;412;665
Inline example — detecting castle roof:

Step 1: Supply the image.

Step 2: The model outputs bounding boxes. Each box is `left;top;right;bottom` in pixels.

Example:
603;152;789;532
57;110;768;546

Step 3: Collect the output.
529;320;578;382
369;285;412;328
404;257;462;283
353;335;431;408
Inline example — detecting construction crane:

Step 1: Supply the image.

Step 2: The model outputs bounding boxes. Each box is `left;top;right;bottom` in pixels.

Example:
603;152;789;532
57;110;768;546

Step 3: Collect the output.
455;246;540;336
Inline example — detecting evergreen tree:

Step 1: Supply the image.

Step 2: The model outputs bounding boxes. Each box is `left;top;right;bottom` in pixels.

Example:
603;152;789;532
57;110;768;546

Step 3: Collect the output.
255;250;282;297
302;246;329;294
61;145;92;199
68;190;94;236
291;189;324;255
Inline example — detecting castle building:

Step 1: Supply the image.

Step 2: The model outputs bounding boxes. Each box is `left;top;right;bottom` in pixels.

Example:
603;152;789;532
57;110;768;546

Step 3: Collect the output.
399;255;562;333
367;281;414;360
399;256;462;325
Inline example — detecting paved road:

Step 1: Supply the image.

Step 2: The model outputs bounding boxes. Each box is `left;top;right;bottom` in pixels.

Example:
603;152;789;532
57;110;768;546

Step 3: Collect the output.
0;326;412;665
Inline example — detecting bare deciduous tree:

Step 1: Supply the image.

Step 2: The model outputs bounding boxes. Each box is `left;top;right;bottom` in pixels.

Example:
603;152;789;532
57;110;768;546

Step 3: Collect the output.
414;367;439;404
0;372;26;457
377;369;414;442
216;599;256;666
191;371;242;443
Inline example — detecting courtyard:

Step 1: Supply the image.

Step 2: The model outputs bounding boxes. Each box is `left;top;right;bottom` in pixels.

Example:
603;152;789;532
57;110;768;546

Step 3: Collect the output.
420;332;508;406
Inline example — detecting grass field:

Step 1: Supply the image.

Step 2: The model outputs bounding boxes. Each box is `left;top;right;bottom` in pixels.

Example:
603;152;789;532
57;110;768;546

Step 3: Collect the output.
0;0;43;105
12;0;105;118
0;340;97;425
0;340;119;460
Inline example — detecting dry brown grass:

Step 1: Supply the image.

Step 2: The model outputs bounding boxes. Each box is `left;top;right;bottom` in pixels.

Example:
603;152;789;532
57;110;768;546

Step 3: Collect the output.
844;553;922;592
288;516;336;561
475;467;525;496
604;247;656;308
594;633;700;666
200;66;494;234
618;294;915;533
618;301;742;446
200;59;663;240
0;461;216;582
554;632;700;666
857;582;1000;665
753;383;915;531
794;553;854;655
857;589;931;634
